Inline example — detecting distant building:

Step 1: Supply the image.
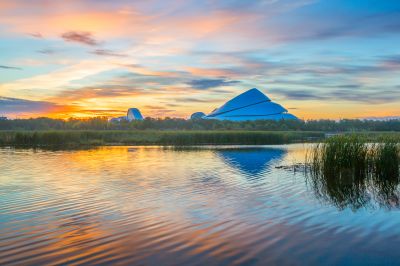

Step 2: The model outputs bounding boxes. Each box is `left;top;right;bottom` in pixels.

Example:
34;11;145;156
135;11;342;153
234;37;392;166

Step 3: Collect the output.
196;88;298;121
110;116;127;123
360;116;400;121
127;108;144;121
111;88;298;123
110;108;144;123
190;112;206;120
0;116;7;121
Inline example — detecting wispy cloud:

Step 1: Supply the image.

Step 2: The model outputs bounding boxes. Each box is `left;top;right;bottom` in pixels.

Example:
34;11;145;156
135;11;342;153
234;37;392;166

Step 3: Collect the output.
0;65;22;70
37;48;56;55
173;97;210;103
54;86;143;101
0;96;71;117
270;89;325;100
28;32;43;38
0;0;399;119
61;31;99;46
270;87;400;104
380;54;400;70
187;78;240;89
91;49;125;57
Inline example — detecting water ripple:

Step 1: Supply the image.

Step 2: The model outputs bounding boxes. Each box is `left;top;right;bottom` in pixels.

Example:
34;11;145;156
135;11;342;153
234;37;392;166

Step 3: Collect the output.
1;145;400;265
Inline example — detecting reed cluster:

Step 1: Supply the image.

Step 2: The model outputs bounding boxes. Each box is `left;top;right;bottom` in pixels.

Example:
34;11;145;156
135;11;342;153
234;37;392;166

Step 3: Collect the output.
307;135;399;179
306;135;400;210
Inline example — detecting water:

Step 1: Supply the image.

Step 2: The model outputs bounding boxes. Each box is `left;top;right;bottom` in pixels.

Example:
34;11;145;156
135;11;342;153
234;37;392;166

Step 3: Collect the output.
1;144;400;265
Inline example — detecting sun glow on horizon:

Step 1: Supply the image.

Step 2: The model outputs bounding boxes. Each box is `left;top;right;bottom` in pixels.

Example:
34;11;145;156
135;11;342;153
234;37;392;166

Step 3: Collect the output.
1;0;399;120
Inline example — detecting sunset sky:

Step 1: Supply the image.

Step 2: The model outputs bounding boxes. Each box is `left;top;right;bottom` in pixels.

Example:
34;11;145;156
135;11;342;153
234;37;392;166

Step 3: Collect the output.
0;0;399;119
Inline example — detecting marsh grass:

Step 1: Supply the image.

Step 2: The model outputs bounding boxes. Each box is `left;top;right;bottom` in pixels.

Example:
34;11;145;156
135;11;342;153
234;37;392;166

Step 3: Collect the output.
306;135;400;210
0;130;324;147
307;135;400;179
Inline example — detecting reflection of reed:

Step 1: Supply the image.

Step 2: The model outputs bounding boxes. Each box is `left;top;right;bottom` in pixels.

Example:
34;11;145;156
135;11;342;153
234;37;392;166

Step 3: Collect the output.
306;135;400;210
371;175;400;209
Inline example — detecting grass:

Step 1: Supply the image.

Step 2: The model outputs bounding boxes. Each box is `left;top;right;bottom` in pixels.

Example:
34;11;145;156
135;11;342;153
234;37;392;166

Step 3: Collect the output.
306;135;400;210
307;135;400;179
0;130;324;147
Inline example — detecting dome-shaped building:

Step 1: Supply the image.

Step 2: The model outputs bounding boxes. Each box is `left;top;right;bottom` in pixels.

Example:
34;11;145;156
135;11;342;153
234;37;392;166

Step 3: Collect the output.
190;112;206;120
127;108;144;121
202;88;297;121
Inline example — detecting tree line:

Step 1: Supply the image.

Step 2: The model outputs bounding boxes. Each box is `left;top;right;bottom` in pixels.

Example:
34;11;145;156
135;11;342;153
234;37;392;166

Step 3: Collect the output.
0;117;399;131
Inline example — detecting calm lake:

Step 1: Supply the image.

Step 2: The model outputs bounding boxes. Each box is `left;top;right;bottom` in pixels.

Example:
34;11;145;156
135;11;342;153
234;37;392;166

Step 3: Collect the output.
1;144;400;265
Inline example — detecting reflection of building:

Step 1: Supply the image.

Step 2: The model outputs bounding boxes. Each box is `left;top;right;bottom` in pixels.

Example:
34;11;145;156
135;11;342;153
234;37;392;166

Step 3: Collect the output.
217;148;285;176
110;108;144;122
192;88;297;121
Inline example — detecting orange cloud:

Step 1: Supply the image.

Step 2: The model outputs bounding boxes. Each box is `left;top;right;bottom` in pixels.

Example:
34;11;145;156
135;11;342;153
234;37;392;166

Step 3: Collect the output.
0;1;17;12
0;4;149;38
168;11;246;37
0;1;260;43
186;67;238;77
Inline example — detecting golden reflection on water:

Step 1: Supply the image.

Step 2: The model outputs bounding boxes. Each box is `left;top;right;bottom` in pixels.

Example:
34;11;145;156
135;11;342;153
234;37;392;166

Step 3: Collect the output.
1;145;400;265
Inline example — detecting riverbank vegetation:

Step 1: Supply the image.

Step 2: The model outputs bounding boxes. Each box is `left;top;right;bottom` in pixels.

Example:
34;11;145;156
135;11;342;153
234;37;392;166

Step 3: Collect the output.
1;117;399;131
1;117;398;147
0;130;324;147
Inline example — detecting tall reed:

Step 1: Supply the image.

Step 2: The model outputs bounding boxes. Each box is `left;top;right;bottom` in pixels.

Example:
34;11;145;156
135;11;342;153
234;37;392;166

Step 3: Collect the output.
306;135;400;210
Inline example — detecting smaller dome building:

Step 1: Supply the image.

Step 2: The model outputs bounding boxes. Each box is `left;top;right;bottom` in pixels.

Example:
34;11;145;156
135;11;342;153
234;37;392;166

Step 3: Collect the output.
190;112;206;120
127;108;144;121
110;108;144;123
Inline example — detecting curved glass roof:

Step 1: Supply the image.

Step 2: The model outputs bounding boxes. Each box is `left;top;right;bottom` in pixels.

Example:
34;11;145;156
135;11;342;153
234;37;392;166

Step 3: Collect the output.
205;88;297;121
207;88;270;117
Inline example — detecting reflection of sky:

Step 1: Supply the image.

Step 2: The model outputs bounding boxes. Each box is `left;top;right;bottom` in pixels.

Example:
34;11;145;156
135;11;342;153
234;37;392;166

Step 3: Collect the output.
1;1;400;119
1;145;400;264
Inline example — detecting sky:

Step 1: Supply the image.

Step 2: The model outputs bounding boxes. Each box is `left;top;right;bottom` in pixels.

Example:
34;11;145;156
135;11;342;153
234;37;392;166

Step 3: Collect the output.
0;0;399;119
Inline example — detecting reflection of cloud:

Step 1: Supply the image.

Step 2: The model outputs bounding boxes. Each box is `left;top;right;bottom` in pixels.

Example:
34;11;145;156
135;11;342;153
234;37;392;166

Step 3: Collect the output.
61;31;99;46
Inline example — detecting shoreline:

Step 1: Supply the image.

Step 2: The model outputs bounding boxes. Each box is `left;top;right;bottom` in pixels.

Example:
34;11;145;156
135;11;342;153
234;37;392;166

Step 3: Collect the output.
0;130;398;148
0;130;324;147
